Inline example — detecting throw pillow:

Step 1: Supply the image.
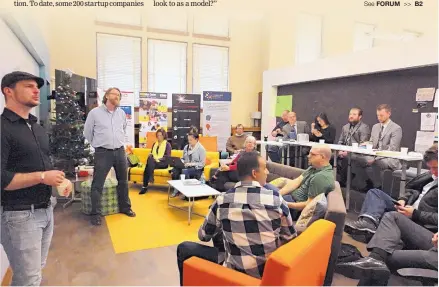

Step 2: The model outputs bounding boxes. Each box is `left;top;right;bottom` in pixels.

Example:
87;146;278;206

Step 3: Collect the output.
269;177;288;189
127;154;140;167
295;193;328;233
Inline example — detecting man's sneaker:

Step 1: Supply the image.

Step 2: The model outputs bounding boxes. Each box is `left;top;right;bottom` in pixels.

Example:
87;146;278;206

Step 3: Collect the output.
344;218;377;235
91;215;102;226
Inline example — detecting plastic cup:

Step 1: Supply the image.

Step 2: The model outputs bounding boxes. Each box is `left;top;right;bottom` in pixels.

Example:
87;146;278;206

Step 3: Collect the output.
57;178;71;196
401;147;408;155
319;139;325;144
180;174;186;181
352;143;359;148
366;144;373;150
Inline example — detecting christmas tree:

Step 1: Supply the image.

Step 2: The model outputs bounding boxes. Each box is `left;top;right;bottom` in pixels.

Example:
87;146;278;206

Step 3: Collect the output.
49;73;94;177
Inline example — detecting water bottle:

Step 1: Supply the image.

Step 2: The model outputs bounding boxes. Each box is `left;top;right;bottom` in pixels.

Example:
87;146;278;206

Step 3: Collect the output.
200;173;206;185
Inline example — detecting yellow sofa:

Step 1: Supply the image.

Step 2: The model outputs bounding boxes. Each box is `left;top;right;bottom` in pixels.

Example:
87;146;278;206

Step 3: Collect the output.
128;148;219;186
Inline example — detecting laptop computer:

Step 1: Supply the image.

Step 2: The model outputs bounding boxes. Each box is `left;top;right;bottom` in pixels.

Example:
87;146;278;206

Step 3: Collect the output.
166;156;186;169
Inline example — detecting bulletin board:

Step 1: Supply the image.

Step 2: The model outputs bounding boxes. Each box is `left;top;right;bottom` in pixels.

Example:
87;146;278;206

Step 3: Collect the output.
277;65;438;151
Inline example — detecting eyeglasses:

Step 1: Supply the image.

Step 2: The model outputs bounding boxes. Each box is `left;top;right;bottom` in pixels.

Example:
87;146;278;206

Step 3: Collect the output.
309;152;322;157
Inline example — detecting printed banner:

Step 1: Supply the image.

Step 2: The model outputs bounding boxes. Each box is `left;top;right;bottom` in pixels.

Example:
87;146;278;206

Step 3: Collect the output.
203;91;232;151
172;93;201;149
119;91;135;148
138;92;169;148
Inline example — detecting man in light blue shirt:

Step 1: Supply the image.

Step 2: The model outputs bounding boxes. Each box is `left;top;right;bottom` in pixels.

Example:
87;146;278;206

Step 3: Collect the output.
84;87;136;226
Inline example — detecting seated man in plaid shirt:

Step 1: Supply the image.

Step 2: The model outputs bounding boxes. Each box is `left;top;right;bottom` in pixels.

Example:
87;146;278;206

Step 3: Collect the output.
177;151;297;285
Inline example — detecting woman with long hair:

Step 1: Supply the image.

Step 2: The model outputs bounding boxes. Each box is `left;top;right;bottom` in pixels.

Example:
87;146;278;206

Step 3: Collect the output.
310;112;336;144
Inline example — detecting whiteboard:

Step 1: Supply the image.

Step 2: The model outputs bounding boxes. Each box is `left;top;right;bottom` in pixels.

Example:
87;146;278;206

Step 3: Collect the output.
0;19;40;118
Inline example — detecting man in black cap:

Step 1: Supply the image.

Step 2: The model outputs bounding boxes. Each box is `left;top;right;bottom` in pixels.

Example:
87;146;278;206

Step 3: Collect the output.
1;71;72;286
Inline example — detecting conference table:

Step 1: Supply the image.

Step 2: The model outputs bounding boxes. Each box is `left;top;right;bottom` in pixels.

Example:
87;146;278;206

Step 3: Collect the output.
257;140;424;210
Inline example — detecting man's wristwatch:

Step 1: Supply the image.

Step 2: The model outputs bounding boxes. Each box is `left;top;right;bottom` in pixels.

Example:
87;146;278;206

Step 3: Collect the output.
40;172;45;184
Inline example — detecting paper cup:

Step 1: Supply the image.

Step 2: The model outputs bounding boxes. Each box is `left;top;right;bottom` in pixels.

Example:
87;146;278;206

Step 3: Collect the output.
57;179;71;196
180;174;186;181
352;143;359;148
319;139;325;144
400;147;408;155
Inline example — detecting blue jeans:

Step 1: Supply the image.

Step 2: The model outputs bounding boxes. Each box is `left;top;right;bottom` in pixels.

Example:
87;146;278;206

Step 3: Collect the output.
182;168;203;179
359;188;396;223
1;205;54;286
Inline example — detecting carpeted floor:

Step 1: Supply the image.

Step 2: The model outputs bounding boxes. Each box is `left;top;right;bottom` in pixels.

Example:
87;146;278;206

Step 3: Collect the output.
105;188;215;253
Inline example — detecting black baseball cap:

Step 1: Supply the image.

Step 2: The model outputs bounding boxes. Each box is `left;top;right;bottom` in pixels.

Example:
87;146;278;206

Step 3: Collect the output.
1;71;45;92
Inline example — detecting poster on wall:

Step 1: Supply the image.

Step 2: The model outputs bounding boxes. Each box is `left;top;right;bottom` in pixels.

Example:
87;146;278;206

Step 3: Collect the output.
138;92;168;148
119;91;135;148
172;93;201;149
276;95;293;117
203;91;231;151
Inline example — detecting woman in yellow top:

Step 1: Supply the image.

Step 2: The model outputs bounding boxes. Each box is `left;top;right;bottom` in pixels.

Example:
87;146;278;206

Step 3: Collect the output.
140;128;171;194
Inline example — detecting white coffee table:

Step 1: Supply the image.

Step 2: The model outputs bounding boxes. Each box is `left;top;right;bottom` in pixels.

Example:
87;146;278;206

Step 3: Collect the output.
167;180;221;225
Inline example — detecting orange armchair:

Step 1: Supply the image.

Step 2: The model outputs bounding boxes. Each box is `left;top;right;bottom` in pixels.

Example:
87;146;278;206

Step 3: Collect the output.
183;219;336;286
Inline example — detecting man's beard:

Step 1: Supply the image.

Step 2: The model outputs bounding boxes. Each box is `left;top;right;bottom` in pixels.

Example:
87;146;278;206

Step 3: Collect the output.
349;119;359;126
110;99;120;106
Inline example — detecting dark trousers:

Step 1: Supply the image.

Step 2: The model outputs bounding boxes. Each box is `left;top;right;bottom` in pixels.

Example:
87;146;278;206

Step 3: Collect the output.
172;167;203;180
337;156;349;185
177;234;225;286
215;170;239;192
359;188;396;223
90;147;131;215
282;194;301;221
142;155;168;187
367;211;437;272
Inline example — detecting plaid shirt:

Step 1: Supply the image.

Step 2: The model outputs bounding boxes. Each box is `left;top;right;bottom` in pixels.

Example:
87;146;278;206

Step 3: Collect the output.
198;181;296;278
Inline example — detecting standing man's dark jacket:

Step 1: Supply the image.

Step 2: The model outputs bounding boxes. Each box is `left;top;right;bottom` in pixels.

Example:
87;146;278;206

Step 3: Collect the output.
398;172;438;232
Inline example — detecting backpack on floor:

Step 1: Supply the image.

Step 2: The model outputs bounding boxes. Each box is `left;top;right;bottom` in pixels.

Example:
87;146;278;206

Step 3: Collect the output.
337;243;363;264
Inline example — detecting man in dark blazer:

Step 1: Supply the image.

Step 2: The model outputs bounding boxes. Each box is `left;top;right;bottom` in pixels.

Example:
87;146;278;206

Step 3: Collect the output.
337;107;371;186
267;110;289;163
282;111;309;167
338;144;437;286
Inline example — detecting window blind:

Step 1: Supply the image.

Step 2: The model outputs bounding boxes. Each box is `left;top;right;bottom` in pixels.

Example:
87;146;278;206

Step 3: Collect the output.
192;44;229;106
295;13;322;64
353;22;375;51
147;39;187;107
97;33;141;105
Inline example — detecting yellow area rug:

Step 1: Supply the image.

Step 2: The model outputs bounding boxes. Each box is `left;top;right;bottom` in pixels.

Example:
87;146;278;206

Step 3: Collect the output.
105;188;214;254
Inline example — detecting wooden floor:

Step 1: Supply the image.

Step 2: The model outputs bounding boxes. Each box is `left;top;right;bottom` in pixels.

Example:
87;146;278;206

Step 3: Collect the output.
40;189;414;286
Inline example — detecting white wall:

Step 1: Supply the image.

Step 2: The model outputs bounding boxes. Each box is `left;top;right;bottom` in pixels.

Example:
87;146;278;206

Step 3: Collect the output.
261;36;438;157
0;18;41;117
